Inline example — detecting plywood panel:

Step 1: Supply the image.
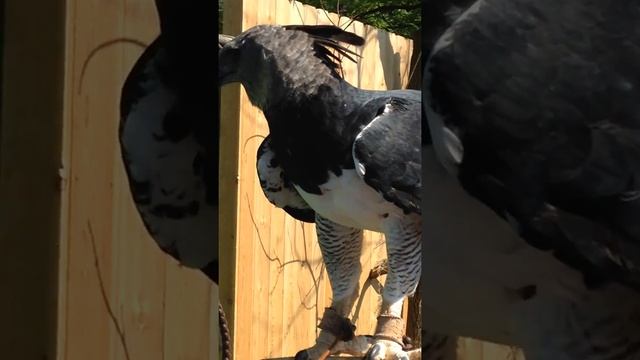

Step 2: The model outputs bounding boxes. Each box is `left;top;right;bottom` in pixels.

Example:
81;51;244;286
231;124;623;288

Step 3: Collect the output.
60;1;217;359
219;1;416;358
219;0;245;345
0;1;65;359
163;266;213;359
64;0;125;357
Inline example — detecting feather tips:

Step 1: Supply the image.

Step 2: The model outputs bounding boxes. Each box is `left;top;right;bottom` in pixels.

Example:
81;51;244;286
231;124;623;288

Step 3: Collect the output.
283;25;365;46
283;25;364;78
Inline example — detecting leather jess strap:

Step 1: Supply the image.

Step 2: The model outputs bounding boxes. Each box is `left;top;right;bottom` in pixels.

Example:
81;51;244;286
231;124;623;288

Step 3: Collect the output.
317;307;356;342
374;315;405;347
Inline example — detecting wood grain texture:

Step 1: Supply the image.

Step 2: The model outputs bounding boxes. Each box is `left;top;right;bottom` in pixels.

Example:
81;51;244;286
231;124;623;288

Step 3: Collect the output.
219;1;414;359
0;0;65;359
59;1;217;359
219;0;244;347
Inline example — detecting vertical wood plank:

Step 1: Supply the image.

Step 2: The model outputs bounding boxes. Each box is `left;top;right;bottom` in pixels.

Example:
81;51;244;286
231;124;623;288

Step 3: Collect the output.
163;266;212;359
0;0;65;359
61;1;217;360
222;1;418;358
57;0;76;357
110;1;166;358
220;0;245;351
65;0;126;358
264;5;290;356
111;168;166;360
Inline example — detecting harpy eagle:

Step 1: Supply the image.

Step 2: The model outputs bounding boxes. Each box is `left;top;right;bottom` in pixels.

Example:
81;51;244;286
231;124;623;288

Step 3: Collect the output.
423;0;640;359
219;25;422;359
119;1;231;358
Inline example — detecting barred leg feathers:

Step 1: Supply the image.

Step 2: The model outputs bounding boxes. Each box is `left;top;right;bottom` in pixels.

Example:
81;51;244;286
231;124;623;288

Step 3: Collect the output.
296;215;363;360
366;214;422;360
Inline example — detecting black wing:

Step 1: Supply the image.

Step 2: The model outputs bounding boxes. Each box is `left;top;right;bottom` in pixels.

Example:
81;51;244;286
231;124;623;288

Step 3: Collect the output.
352;91;422;215
283;25;365;46
426;0;640;289
282;25;364;74
257;135;316;223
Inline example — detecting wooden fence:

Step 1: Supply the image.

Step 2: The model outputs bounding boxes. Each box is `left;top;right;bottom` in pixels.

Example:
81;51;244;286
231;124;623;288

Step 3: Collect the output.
219;1;416;359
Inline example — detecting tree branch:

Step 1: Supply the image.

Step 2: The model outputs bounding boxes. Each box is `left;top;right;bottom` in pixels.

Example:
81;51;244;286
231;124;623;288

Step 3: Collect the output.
346;2;421;27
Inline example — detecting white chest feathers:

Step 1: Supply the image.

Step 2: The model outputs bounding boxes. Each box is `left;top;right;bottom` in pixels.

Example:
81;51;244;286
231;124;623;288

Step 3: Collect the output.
294;169;401;232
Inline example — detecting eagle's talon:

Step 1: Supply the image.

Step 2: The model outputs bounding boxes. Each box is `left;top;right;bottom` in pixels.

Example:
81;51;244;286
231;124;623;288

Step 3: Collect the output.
401;335;413;351
364;343;383;359
318;307;356;342
293;348;334;360
363;339;407;360
295;330;341;360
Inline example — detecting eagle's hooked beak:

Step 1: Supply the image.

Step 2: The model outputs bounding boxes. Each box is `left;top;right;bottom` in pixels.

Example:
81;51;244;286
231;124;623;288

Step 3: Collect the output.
218;34;238;86
218;34;233;49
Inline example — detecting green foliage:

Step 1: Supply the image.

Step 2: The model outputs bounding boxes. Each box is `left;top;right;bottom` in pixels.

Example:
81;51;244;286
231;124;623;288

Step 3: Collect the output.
219;0;421;38
219;1;224;32
298;0;421;38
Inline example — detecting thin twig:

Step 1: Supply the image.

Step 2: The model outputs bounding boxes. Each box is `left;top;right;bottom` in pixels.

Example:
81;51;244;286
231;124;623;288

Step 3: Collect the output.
368;259;389;280
87;221;132;360
351;257;388;325
245;194;310;296
406;50;422;87
300;223;319;301
245;194;324;320
246;194;283;267
343;3;421;29
292;0;305;25
318;0;337;26
286;220;316;311
297;223;323;311
300;223;324;337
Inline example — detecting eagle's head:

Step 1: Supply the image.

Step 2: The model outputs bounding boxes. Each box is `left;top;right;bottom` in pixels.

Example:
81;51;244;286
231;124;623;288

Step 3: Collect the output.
219;24;364;107
218;25;290;107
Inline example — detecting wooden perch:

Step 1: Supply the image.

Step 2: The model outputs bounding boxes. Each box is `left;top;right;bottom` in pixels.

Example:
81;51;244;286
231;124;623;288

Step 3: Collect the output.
265;348;422;359
368;258;389;279
257;245;420;359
